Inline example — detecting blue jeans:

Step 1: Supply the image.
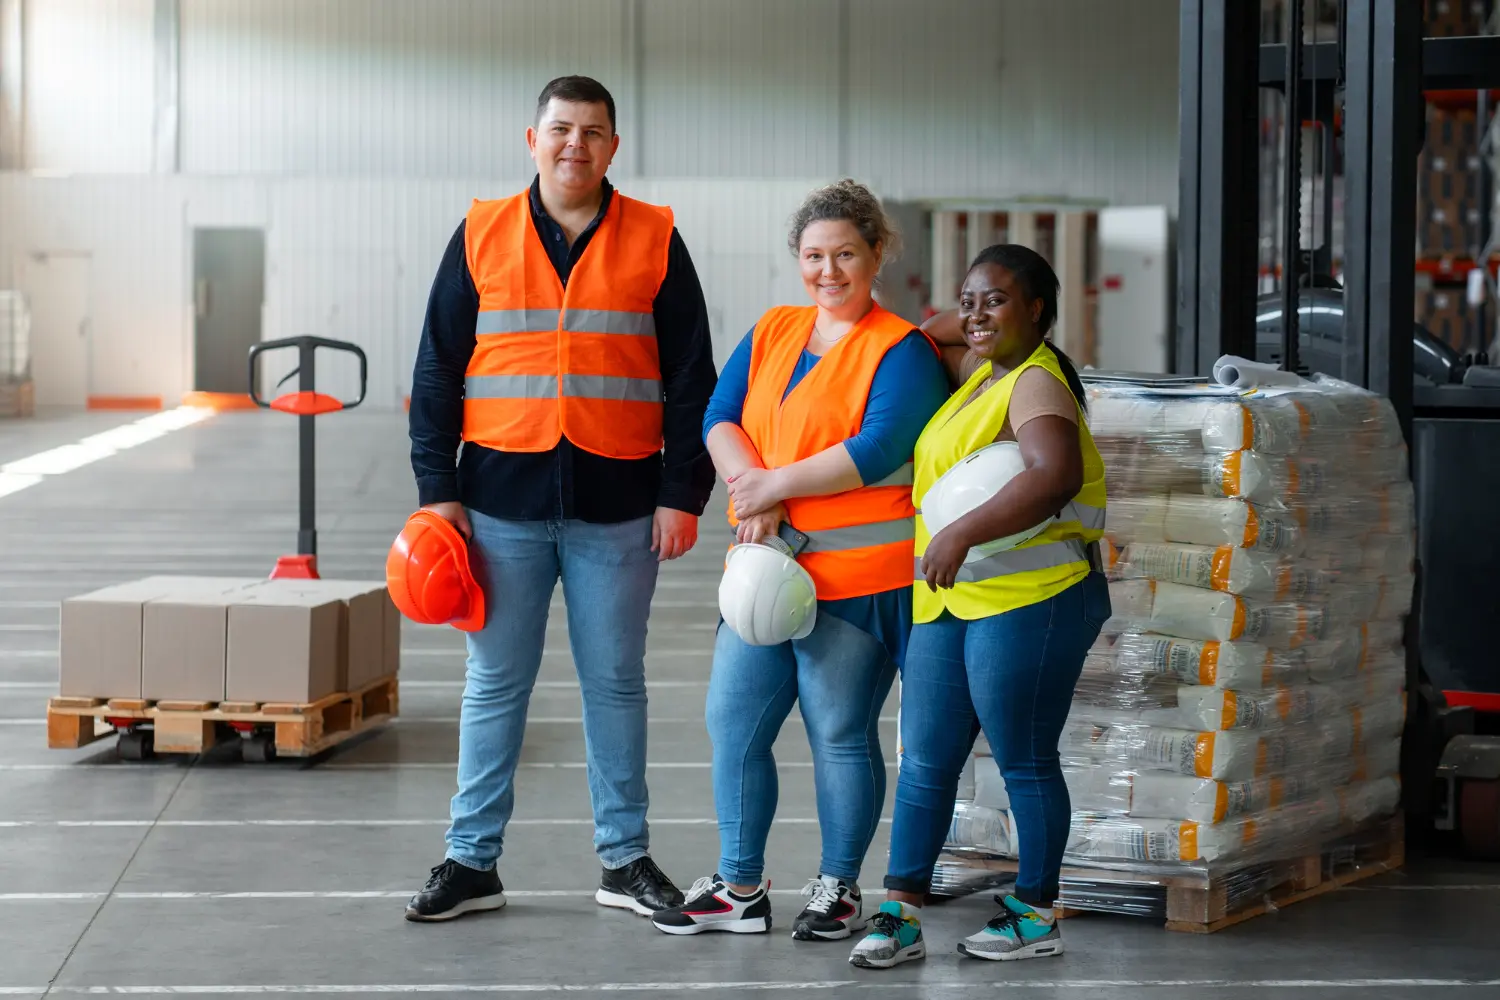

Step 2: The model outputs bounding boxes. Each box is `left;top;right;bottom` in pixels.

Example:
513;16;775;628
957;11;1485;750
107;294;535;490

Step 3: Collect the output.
884;572;1111;906
706;609;898;885
445;509;659;872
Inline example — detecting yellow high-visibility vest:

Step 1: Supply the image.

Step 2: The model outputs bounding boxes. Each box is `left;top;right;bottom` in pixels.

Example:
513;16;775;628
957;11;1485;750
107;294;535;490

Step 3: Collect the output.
912;341;1107;623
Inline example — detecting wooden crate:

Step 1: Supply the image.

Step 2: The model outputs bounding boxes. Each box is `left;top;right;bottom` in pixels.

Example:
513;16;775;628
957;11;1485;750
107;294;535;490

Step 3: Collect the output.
46;675;400;758
936;814;1404;933
0;378;34;418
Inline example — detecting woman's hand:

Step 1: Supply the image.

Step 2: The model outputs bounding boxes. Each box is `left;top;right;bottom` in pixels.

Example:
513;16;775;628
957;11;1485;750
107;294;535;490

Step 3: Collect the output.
736;503;788;545
920;523;973;591
727;467;786;520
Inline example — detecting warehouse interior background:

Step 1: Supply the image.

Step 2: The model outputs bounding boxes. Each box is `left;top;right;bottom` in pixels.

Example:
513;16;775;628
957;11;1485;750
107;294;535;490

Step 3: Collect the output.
0;0;1185;412
3;0;1500;995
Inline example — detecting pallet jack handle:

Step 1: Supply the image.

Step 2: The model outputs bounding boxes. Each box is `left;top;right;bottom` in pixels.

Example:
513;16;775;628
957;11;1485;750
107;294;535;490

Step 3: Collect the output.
247;336;368;579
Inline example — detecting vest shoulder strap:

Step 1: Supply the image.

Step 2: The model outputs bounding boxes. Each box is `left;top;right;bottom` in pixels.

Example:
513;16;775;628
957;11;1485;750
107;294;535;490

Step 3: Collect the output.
464;192;530;280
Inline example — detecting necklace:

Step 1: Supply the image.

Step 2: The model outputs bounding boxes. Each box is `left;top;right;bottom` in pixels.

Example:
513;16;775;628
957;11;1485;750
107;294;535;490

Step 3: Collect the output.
812;322;847;344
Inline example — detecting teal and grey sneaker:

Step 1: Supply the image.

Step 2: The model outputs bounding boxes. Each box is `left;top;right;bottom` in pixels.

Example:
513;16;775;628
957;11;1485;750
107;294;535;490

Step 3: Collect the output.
957;894;1064;961
848;900;926;969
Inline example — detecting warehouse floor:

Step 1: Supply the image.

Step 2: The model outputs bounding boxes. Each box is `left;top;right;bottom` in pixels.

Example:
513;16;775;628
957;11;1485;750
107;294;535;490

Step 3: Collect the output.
2;407;1498;998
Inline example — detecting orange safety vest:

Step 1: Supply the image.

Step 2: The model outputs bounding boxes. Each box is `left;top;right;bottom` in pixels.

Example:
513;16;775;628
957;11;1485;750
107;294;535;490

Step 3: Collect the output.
461;189;674;460
736;303;934;601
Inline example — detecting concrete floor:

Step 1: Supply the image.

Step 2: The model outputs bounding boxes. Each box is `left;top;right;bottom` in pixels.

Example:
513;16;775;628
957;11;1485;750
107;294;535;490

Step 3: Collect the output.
1;406;1498;998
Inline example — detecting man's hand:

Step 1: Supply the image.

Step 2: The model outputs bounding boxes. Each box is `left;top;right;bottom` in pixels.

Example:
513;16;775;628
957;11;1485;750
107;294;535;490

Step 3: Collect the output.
919;523;973;592
652;507;698;562
726;467;785;520
423;501;472;540
736;503;788;545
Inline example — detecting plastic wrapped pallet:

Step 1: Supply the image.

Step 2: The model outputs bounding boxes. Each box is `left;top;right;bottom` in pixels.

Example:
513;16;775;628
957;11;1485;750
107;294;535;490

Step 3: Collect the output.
931;373;1411;906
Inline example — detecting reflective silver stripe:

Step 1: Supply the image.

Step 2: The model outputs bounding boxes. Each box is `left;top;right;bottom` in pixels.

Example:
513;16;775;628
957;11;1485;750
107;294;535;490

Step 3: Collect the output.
1057;499;1107;531
465;374;557;399
562;308;656;337
867;463;913;489
915;538;1088;583
911;499;1105;528
561;373;662;404
475;309;561;335
803;517;915;554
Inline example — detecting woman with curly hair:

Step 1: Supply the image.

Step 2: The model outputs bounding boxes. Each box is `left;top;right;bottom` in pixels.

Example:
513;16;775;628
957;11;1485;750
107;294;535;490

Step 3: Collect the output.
651;180;949;942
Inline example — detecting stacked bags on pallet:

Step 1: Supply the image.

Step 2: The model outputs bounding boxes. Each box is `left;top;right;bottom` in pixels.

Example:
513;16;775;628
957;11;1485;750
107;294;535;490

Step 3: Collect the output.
936;373;1412;884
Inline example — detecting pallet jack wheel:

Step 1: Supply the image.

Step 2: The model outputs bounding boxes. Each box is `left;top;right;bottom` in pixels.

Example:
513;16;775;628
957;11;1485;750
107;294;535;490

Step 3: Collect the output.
1459;778;1500;861
117;729;154;761
242;732;277;764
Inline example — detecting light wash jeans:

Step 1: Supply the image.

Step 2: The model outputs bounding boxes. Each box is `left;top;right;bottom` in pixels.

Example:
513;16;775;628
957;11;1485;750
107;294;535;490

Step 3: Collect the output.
444;509;659;872
706;610;898;886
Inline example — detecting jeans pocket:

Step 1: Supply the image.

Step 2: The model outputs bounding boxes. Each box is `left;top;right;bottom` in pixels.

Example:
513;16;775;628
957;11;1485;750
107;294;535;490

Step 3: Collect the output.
1080;571;1112;630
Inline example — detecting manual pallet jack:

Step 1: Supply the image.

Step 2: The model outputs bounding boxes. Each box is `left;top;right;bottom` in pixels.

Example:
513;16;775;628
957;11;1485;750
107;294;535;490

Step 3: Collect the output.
105;336;369;763
251;334;369;579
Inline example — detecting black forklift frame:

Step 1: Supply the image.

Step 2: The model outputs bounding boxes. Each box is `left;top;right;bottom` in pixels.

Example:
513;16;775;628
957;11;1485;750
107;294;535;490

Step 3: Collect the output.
1180;0;1500;410
1176;0;1500;835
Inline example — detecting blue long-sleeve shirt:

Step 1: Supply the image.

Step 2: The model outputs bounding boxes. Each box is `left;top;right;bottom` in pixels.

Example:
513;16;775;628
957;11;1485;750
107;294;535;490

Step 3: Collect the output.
704;324;950;666
704;327;949;482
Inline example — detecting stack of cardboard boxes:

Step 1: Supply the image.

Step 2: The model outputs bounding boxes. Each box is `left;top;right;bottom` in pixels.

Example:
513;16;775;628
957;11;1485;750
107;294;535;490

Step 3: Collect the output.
1417;107;1483;259
60;577;399;705
1424;0;1488;37
1413;0;1495;348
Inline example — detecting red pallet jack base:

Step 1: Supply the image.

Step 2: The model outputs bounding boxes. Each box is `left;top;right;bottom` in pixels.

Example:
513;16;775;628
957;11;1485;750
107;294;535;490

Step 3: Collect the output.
270;554;319;580
1443;690;1500;715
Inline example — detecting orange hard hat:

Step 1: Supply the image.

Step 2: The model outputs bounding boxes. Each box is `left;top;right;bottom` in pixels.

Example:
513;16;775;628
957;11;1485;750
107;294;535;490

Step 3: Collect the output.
386;509;486;632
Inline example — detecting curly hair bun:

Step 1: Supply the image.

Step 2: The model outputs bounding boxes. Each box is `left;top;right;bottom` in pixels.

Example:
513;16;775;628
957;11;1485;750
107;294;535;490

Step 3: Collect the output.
787;178;901;264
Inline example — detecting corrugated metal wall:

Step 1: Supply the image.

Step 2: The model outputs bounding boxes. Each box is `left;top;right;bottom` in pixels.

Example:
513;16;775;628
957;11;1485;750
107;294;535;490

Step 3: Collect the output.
21;0;156;173
2;0;1181;407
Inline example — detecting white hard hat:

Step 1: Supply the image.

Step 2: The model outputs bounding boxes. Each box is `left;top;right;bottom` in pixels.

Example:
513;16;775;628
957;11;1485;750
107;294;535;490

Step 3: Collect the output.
920;441;1055;563
718;537;818;646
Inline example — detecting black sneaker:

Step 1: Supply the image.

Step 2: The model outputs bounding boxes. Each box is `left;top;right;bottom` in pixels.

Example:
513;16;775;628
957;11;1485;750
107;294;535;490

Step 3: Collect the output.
595;856;685;916
651;874;772;935
404;859;507;922
793;874;866;941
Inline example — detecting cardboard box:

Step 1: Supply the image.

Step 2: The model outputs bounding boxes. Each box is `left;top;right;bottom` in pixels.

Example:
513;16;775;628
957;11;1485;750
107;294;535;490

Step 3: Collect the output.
59;577;242;699
226;583;343;704
60;578;179;698
140;578;263;702
1425;0;1486;36
1417;287;1471;348
256;580;397;690
383;589;401;681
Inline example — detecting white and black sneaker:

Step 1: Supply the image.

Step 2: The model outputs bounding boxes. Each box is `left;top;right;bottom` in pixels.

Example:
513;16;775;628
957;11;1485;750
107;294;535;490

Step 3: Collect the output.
650;875;772;935
792;874;866;941
404;859;507;922
596;856;686;916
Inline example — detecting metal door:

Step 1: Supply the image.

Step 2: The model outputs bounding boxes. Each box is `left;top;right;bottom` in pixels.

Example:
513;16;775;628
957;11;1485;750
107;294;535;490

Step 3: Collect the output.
193;229;265;394
19;253;91;407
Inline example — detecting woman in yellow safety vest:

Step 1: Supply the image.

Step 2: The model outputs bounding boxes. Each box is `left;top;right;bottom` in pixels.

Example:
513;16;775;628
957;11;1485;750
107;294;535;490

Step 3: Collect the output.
848;244;1111;970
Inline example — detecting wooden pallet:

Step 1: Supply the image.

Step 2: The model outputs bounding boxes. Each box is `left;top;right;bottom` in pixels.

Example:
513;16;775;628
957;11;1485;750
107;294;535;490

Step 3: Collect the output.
45;675;400;758
937;814;1404;933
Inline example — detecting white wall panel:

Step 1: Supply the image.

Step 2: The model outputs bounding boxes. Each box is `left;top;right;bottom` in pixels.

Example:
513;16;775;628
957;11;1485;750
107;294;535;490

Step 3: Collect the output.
638;0;841;179
848;0;1179;207
845;0;1007;197
23;0;155;173
180;0;633;177
989;0;1181;209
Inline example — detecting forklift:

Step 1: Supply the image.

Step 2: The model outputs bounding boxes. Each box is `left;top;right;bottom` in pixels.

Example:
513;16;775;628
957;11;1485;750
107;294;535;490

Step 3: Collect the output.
1180;0;1500;858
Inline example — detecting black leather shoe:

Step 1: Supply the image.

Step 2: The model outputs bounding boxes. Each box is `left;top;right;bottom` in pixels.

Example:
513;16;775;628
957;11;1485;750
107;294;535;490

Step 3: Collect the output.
595;856;685;916
405;859;507;922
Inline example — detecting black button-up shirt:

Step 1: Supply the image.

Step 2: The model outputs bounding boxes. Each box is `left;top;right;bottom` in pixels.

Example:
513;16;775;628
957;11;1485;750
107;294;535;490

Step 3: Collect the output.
408;176;718;523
